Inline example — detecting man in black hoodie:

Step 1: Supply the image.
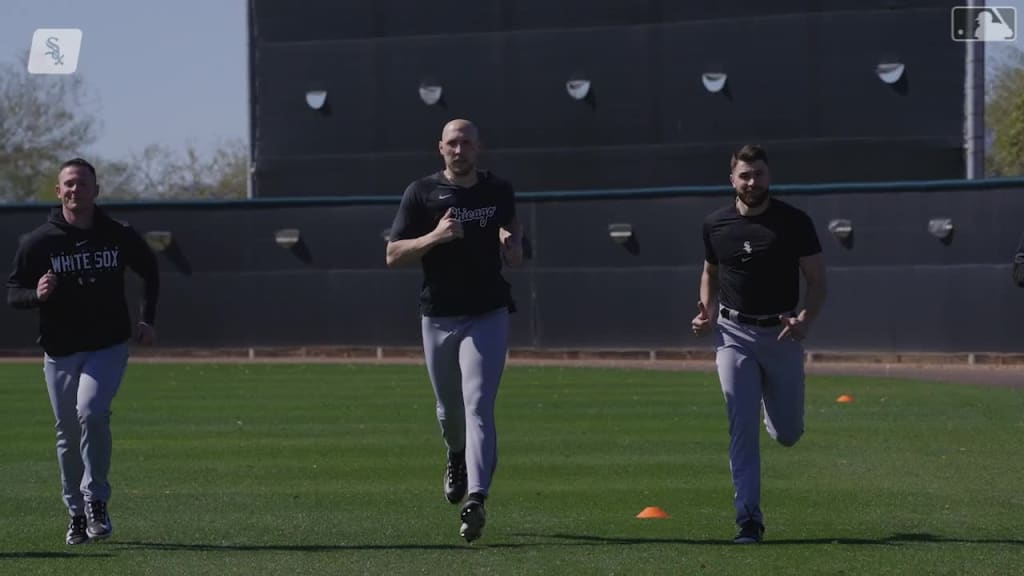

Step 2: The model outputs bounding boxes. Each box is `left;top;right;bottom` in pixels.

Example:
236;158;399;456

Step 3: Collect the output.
6;158;160;545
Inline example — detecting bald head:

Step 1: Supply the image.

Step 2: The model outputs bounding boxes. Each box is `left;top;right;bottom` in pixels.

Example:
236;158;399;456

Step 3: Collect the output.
441;119;479;141
438;119;481;179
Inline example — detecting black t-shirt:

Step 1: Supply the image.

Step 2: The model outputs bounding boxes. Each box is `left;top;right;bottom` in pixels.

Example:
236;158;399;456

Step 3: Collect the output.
702;198;821;315
389;170;516;317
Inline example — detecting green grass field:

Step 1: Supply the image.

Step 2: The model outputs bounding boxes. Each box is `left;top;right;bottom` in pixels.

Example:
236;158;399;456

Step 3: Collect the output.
0;362;1021;575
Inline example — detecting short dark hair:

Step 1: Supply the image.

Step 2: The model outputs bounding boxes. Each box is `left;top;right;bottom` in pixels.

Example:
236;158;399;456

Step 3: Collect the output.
59;158;97;178
730;145;768;171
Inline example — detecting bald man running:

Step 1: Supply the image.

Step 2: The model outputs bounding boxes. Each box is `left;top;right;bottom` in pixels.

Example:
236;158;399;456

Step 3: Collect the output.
386;119;524;543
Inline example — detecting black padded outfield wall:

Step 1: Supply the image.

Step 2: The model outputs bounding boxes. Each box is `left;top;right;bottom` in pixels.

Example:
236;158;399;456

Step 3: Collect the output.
2;182;1022;353
248;0;965;198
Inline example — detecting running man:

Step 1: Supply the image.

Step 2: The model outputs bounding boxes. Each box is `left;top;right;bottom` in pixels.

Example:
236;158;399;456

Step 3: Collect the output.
692;144;827;544
6;158;160;545
385;119;523;542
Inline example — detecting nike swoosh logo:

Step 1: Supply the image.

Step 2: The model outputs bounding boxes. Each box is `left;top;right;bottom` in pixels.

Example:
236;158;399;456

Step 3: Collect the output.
439;194;453;199
741;256;753;262
75;240;88;247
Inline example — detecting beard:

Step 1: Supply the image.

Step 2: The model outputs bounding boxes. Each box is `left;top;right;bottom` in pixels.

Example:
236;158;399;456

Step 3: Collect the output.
736;187;769;208
448;159;475;176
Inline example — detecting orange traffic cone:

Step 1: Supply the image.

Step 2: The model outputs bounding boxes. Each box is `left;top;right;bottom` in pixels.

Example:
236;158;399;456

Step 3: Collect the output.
836;394;854;404
636;506;670;519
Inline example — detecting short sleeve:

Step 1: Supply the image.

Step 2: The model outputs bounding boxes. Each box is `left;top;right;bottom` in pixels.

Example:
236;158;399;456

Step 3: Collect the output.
501;182;516;228
702;220;718;265
793;210;822;257
388;182;425;241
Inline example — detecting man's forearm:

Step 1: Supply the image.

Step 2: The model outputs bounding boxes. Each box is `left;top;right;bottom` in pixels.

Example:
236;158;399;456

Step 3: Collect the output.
799;279;827;323
386;233;440;267
501;225;524;267
699;270;718;313
7;287;39;309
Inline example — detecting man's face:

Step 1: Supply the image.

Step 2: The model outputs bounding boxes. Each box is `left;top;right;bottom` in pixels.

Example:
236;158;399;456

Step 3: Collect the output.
439;127;479;177
730;159;771;208
56;166;99;213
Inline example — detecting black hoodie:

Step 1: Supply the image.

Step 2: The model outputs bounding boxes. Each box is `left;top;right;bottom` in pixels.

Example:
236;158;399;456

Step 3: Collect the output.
6;207;159;356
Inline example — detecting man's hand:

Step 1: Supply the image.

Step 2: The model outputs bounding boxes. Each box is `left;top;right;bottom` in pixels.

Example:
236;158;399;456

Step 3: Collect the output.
135;322;157;345
691;301;712;336
36;270;57;302
431;208;464;243
778;315;809;341
499;227;523;266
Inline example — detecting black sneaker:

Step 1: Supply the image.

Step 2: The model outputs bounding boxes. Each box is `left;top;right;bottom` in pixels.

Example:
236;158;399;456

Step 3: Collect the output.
66;515;88;545
444;451;467;504
86;500;112;539
733;520;764;544
459;493;487;543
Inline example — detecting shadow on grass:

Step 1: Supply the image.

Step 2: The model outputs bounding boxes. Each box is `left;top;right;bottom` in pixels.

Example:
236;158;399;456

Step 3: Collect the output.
116;541;527;552
107;532;1024;554
881;533;1024;546
512;532;1024;547
0;551;115;559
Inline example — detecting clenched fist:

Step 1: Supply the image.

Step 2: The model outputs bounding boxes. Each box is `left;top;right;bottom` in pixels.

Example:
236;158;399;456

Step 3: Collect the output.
36;270;58;302
432;207;464;243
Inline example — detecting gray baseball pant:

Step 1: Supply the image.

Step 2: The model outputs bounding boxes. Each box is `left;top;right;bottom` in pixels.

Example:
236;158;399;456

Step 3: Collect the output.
714;314;805;527
43;341;130;516
421;307;509;497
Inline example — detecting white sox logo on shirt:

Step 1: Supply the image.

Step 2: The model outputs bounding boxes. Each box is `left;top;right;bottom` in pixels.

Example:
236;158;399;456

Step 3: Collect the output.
740;241;754;263
451;206;497;228
50;248;120;273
